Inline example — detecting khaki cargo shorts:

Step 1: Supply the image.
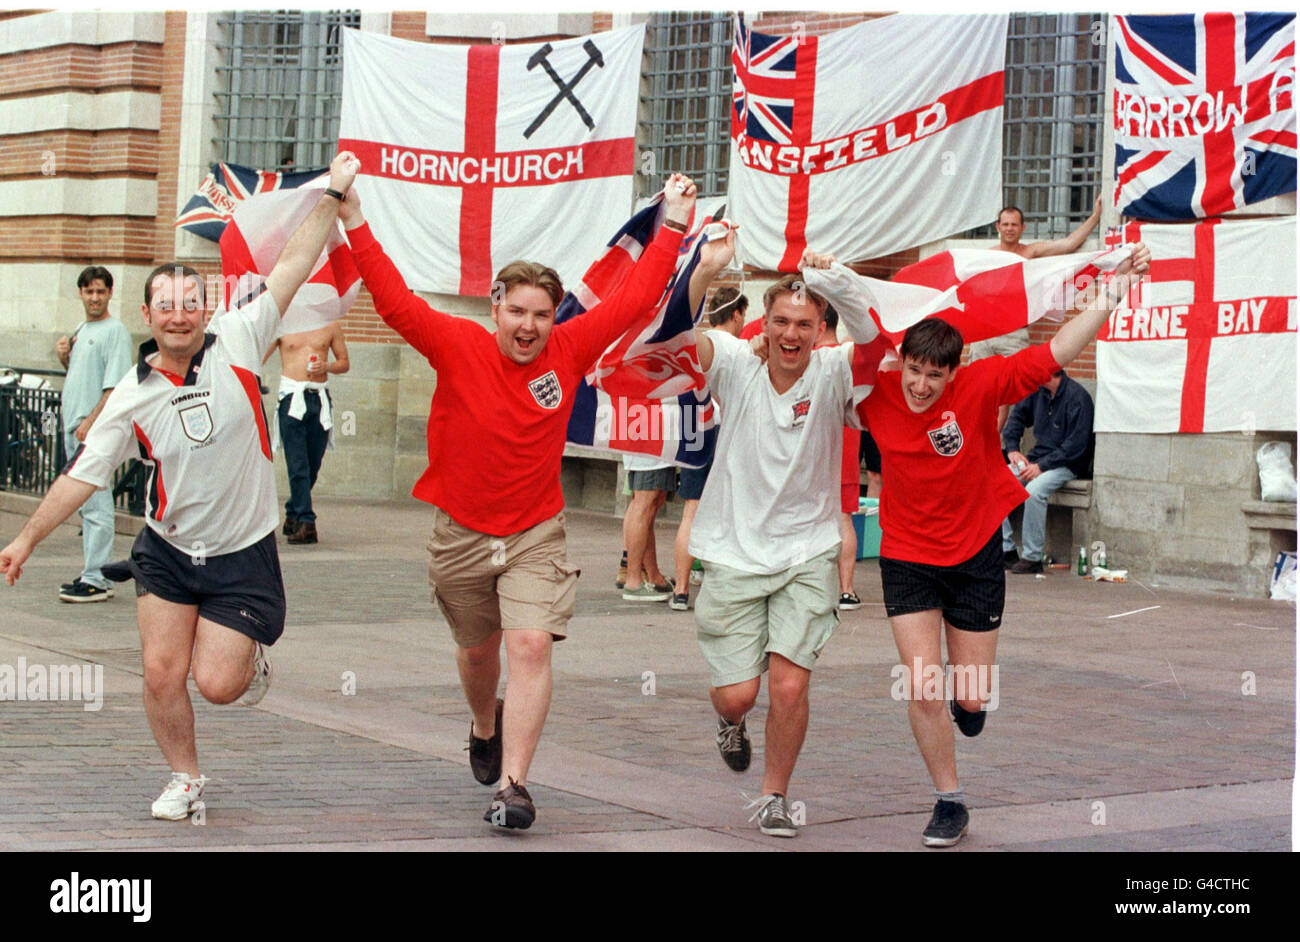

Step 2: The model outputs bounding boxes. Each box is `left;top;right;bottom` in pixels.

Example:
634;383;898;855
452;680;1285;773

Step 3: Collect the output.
694;546;840;688
427;507;581;648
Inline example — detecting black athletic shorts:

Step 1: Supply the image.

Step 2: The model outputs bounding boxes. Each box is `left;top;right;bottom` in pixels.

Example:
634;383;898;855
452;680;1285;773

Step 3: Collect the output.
878;530;1005;632
128;526;286;645
860;430;882;474
677;458;712;501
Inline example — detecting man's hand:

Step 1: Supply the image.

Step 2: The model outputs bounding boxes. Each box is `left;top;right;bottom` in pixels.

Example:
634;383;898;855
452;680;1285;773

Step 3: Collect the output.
1114;241;1151;280
1020;462;1042;483
749;332;769;362
0;537;33;586
74;418;92;442
698;225;735;273
799;249;836;270
337;186;364;230
330;150;360;197
1007;450;1028;468
662;173;698;228
306;357;328;381
56;335;72;361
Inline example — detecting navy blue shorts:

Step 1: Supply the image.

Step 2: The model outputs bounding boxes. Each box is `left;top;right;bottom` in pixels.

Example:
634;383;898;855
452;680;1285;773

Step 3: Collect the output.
677;458;713;501
878;530;1005;632
128;526;286;645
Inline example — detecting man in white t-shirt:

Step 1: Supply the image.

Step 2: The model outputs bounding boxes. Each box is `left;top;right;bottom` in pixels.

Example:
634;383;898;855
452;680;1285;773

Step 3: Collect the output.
0;152;361;821
689;265;857;838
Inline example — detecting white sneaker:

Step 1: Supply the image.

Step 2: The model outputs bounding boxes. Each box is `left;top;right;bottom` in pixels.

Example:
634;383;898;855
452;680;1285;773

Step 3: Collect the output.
236;642;272;706
151;771;207;820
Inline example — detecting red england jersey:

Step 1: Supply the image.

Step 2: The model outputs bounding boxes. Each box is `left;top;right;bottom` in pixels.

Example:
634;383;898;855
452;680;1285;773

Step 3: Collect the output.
348;222;683;536
860;343;1060;566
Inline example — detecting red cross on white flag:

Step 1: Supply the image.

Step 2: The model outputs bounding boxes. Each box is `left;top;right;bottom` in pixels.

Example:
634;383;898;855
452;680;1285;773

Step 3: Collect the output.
338;26;644;296
1096;217;1296;433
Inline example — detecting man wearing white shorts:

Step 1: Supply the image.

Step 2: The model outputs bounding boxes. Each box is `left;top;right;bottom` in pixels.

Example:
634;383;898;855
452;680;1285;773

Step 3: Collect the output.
689;264;857;837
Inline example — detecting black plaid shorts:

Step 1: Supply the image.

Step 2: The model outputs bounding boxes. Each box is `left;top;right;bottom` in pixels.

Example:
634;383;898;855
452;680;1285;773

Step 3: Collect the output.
878;530;1005;632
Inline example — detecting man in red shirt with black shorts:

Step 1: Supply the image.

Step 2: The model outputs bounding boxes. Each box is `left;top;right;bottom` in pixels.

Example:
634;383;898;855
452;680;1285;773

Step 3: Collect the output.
855;241;1149;847
336;169;724;829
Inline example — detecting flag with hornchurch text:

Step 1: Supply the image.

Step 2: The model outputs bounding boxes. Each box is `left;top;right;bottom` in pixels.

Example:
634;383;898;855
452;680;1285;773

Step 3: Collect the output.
218;180;361;341
560;196;726;468
175;162;326;243
728;14;1006;271
1095;217;1296;433
339;25;643;297
1113;13;1296;220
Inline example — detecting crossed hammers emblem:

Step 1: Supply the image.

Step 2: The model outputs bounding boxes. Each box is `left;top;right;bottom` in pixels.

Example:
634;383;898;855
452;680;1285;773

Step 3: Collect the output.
524;39;605;139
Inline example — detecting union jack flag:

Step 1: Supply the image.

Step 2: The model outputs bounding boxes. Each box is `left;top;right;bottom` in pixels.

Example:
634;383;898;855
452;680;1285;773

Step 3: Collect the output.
1113;13;1296;220
175;162;327;243
731;16;803;145
559;196;726;467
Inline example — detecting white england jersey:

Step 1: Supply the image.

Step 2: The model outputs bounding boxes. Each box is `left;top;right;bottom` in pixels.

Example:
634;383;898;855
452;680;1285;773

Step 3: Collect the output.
689;332;858;575
65;290;281;556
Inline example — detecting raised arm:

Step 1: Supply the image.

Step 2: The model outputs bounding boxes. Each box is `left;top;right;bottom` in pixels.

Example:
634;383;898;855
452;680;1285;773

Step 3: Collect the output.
1027;195;1103;259
0;475;99;585
1049;242;1150;367
263;151;360;317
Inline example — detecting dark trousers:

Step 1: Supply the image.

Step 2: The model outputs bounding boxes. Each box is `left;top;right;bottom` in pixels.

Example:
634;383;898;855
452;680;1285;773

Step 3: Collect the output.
278;390;330;523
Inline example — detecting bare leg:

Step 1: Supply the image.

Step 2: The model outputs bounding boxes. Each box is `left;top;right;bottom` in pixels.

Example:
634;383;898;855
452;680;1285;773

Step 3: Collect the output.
455;630;503;737
762;654;811;795
641;492;668;585
890;608;958;792
837;513;856;594
137;593;201;776
710;676;760;724
622;490;659;590
945;623;1000;715
500;629;553;785
673;499;700;591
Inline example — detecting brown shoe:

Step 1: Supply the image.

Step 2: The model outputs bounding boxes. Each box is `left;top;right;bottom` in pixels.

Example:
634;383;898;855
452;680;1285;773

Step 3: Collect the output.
468;698;504;786
483;777;535;829
287;521;317;544
282;517;297;536
1009;558;1042;574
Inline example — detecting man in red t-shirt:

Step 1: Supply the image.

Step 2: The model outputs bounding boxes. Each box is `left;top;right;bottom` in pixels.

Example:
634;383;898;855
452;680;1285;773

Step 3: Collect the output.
335;171;730;829
838;240;1150;847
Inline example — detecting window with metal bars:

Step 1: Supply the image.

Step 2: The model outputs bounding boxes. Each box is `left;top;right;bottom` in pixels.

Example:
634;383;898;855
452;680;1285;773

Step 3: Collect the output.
640;11;732;199
993;12;1107;240
213;10;360;173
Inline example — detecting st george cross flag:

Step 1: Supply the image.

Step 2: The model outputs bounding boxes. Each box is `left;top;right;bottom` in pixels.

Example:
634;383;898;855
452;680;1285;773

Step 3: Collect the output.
802;245;1136;408
338;26;644;297
728;14;1006;271
561;197;727;468
1095;217;1296;433
218;180;361;339
175;162;327;243
1113;13;1296;220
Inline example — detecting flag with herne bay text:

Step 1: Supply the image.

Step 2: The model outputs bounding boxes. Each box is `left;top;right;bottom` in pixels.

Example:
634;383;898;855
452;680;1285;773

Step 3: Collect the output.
1112;13;1296;220
338;26;644;297
560;196;726;468
727;14;1006;271
1095;217;1296;433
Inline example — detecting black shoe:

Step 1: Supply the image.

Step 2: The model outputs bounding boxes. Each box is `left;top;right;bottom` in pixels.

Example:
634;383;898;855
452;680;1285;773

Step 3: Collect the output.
951;698;987;737
715;716;751;772
60;576;80;591
1002;550;1020;569
922;799;969;847
468;698;504;786
58;581;112;603
484;777;535;829
282;517;298;536
1009;558;1042;574
838;592;862;610
287;520;317;544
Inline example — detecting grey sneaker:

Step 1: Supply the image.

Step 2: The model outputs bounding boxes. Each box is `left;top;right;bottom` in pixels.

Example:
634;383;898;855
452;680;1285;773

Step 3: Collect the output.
623;583;671;602
715;716;751;772
747;793;797;837
921;799;970;847
236;643;272;706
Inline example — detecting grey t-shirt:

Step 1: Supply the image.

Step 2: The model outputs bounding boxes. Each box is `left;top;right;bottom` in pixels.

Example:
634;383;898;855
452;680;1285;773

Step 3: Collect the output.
62;316;135;428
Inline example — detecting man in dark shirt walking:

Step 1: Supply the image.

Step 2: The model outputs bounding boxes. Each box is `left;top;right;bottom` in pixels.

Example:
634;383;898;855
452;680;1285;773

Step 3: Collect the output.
1001;369;1093;573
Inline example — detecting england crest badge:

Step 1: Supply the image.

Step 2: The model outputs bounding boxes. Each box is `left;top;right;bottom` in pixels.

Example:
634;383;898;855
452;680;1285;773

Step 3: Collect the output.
528;370;562;409
927;412;963;456
179;403;214;443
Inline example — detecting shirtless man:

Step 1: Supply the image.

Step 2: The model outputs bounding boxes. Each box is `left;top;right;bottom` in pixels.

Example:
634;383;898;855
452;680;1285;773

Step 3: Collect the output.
271;323;349;544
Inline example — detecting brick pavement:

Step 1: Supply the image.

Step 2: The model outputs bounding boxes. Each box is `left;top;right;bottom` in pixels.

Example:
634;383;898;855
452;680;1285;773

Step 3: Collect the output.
0;498;1292;851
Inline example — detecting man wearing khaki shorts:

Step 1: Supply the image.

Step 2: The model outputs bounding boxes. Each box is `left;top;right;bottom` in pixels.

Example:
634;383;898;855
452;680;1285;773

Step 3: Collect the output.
337;170;710;828
689;264;858;838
